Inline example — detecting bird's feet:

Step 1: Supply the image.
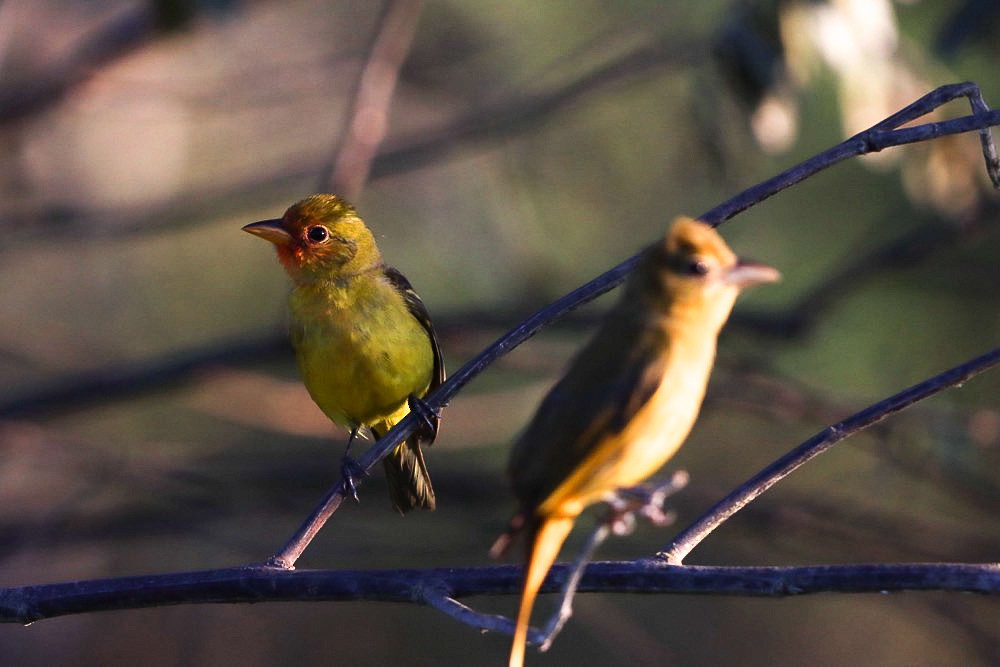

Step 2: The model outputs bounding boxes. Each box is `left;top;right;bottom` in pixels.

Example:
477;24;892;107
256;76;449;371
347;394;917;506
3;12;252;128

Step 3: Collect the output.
340;455;367;503
605;470;689;535
407;394;441;441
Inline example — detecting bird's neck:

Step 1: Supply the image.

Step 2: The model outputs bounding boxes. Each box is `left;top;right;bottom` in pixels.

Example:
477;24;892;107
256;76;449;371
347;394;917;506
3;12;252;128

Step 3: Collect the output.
662;290;737;344
292;258;384;290
333;259;384;285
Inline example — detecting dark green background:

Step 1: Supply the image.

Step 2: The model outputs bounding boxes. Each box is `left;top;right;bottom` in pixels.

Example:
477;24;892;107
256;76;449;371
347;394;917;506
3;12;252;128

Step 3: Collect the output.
1;1;998;665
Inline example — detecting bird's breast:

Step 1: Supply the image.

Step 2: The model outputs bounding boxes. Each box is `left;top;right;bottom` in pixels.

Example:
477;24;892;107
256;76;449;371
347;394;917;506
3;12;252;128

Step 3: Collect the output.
288;281;433;427
614;358;709;480
540;338;716;518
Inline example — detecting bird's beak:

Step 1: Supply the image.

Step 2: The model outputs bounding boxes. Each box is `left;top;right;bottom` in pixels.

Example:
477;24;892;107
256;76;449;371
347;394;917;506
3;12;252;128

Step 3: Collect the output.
242;218;293;246
725;259;781;287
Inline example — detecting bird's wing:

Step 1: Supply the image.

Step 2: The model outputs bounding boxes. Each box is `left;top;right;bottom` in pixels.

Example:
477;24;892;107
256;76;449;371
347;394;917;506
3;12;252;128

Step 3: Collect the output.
383;266;446;441
508;313;666;507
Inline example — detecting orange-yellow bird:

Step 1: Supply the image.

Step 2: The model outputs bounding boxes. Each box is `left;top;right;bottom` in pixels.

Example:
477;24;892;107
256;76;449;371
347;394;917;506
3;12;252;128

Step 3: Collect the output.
493;217;779;667
243;194;444;513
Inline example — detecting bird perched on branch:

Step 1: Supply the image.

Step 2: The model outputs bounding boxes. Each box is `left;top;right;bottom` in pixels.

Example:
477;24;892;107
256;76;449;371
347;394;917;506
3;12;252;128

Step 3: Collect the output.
493;217;779;667
243;194;444;513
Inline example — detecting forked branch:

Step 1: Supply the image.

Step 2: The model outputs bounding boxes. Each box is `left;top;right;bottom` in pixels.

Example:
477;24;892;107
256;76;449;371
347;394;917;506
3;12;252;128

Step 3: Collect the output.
2;561;996;625
267;82;1000;569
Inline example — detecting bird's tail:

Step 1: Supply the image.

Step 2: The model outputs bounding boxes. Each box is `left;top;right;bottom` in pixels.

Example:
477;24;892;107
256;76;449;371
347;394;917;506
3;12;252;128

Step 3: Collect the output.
382;437;436;513
509;516;575;667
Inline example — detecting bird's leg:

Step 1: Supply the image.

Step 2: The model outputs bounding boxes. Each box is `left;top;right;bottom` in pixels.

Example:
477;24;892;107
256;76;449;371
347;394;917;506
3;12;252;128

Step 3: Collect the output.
537;522;611;651
535;471;689;652
407;394;441;441
340;426;368;503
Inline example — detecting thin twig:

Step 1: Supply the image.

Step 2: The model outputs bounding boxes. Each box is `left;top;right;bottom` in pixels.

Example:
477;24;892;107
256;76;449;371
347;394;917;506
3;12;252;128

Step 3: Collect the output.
538;524;610;650
316;0;425;197
536;472;688;651
699;82;1000;225
869;81;1000;187
421;586;546;646
2;561;996;625
266;83;1000;569
658;345;1000;565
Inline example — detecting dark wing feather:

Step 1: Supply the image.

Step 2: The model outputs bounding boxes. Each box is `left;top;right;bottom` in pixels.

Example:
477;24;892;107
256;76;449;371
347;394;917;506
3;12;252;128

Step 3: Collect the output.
383;266;446;442
508;308;666;507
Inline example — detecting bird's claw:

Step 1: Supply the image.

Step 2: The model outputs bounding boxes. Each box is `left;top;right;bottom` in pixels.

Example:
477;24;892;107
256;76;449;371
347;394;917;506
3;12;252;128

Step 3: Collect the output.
407;394;441;440
609;512;636;536
340;456;367;503
604;471;689;533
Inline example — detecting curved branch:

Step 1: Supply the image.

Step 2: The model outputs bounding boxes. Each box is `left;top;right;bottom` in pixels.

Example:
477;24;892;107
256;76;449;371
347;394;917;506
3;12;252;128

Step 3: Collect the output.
422;586;545;645
267;82;1000;568
2;561;996;625
659;345;1000;564
700;82;1000;224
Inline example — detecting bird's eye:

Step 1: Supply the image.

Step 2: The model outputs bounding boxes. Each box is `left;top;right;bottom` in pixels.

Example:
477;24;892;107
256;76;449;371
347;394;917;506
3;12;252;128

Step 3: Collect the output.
685;259;710;276
306;226;329;243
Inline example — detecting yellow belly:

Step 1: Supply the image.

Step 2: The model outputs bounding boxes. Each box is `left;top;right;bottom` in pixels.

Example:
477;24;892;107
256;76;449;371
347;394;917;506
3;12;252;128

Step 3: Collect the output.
289;280;433;429
539;345;712;519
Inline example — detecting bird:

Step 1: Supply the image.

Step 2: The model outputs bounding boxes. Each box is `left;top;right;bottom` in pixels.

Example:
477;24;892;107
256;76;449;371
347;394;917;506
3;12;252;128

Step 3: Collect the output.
492;216;779;667
243;194;444;513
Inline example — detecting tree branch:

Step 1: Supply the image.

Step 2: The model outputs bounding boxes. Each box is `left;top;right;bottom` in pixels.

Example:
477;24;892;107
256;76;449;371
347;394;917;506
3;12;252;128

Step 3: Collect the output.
699;82;1000;224
3;83;996;568
2;561;996;625
4;350;998;629
659;345;1000;564
266;82;1000;568
421;586;545;646
316;0;425;197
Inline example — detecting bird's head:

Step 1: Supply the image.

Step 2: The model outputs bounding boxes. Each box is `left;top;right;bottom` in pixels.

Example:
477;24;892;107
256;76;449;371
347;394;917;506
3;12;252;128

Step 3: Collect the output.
242;194;381;282
639;216;780;328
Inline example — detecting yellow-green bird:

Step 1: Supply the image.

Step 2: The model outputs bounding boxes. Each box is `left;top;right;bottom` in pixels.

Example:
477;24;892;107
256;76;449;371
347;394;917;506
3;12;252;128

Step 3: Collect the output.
493;217;779;667
243;194;444;513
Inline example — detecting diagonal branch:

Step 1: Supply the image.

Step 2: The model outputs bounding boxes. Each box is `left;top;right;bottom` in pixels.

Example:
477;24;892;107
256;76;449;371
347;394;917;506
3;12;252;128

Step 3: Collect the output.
422;586;546;646
265;82;1000;569
700;82;1000;225
658;345;1000;564
1;561;996;625
316;0;425;197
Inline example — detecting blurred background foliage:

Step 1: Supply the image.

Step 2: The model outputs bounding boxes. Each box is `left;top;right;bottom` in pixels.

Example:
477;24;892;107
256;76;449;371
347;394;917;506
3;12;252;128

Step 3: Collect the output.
1;0;999;665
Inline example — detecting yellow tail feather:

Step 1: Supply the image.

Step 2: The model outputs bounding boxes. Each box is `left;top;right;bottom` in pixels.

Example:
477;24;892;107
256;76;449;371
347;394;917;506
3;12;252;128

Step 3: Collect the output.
509;516;575;667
